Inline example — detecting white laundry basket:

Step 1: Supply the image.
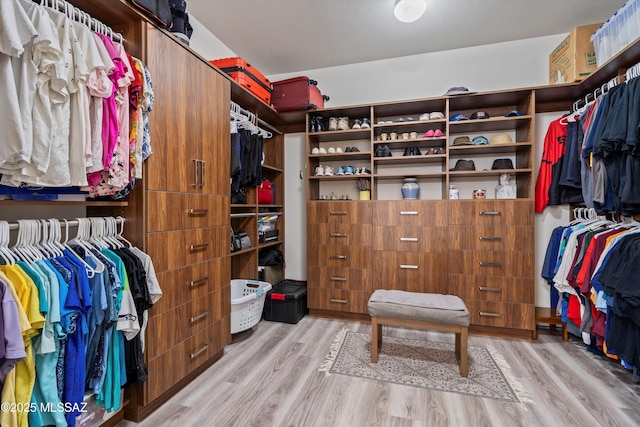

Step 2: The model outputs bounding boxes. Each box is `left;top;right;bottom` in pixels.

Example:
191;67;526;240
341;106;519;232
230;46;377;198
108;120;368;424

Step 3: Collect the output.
230;279;272;334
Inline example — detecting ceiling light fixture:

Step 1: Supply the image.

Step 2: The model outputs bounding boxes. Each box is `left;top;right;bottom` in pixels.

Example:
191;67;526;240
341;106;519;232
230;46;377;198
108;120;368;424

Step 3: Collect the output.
394;0;427;23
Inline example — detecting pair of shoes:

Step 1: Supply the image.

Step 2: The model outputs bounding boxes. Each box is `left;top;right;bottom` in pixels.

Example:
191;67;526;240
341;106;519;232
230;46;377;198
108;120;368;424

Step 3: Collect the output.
419;112;446;121
345;146;361;152
315;165;325;176
423;129;444;138
424;147;445;155
351;118;371;129
310;116;325;132
329;117;350;131
324;166;334;176
403;147;421;156
312;147;327;154
375;145;392;157
336;166;345;175
354;167;371;175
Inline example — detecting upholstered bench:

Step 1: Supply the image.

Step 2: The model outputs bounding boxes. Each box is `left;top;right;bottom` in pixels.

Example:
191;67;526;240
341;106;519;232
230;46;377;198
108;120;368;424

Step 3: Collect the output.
368;289;470;377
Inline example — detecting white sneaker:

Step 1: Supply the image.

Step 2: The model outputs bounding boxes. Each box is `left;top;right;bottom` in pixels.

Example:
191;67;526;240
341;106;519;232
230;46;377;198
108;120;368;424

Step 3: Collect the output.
324;166;334;176
328;117;338;131
336;147;343;153
337;117;349;130
312;147;319;154
315;165;325;176
328;147;336;153
319;147;327;154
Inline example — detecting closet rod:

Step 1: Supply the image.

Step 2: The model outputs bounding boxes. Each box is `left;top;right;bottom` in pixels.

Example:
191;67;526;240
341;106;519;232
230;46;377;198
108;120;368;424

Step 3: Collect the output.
230;213;255;218
257;118;282;135
7;217;123;231
37;0;125;43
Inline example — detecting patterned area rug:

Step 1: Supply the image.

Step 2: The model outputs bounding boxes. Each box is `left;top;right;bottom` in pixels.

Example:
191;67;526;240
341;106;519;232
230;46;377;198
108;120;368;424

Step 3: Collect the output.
320;329;527;403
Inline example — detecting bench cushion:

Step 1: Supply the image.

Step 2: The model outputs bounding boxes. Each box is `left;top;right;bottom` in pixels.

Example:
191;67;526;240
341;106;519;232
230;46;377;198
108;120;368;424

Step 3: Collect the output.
368;290;470;326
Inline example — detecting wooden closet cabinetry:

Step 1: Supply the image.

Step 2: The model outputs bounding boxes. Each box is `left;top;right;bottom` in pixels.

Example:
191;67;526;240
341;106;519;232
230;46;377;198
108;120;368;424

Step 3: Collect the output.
139;26;232;413
307;201;372;314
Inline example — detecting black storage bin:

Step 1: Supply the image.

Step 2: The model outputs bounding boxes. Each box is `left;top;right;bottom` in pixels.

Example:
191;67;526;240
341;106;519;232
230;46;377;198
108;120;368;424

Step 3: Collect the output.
262;280;307;324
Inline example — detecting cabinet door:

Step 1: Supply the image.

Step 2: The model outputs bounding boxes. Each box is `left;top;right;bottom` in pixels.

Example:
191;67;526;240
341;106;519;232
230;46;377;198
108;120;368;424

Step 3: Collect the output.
145;28;199;192
197;61;230;196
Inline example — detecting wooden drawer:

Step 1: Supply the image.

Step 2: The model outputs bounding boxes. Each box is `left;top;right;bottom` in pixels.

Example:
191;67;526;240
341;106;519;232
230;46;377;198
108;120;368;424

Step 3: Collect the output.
145;315;230;404
147;226;229;271
448;250;533;277
466;300;535;330
372;226;447;253
146;287;229;359
449;226;533;252
307;223;372;246
373;201;447;226
308;266;373;291
147;192;229;232
151;257;230;316
373;252;447;294
307;201;372;224
447;274;534;304
307;245;371;268
307;288;369;314
448;200;533;226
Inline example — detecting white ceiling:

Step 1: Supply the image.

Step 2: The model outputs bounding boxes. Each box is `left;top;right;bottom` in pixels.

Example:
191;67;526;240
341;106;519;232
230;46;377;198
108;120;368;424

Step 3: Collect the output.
187;0;623;76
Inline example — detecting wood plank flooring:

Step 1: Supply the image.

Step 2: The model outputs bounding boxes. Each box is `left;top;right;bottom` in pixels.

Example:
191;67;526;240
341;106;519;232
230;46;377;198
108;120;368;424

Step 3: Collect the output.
117;316;640;427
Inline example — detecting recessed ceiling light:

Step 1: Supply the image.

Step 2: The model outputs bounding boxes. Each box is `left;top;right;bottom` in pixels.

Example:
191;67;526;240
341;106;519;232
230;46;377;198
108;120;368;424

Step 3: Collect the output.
394;0;427;23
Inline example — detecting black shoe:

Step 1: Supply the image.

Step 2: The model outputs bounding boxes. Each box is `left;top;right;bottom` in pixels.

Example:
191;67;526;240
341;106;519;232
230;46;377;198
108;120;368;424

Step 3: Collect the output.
383;145;392;157
316;116;325;132
309;116;317;133
345;146;352;152
350;147;360;152
375;145;384;157
403;147;411;157
413;147;422;155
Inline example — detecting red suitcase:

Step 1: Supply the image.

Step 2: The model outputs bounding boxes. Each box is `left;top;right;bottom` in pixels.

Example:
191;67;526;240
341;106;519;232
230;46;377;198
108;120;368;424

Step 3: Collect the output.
210;57;272;105
271;76;329;112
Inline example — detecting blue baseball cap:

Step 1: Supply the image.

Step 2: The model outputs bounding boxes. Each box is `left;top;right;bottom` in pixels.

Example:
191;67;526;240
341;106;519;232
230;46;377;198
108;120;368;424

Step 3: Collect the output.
505;110;524;117
472;136;489;145
450;113;469;122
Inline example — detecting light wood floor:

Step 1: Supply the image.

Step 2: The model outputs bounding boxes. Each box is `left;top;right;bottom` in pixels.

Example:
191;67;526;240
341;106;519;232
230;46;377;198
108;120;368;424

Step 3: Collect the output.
117;316;640;427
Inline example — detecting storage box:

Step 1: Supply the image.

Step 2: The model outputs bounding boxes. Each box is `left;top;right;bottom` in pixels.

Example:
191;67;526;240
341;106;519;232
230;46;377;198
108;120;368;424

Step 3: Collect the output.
258;229;279;243
258;265;283;285
262;280;308;324
549;24;601;84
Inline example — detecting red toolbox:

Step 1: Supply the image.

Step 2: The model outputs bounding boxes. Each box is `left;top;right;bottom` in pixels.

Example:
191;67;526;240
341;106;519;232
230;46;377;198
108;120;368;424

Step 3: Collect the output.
210;57;272;105
271;76;329;112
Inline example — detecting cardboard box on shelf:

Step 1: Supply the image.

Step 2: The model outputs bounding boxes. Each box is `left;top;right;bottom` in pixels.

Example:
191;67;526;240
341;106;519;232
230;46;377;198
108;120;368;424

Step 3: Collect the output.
549;23;601;84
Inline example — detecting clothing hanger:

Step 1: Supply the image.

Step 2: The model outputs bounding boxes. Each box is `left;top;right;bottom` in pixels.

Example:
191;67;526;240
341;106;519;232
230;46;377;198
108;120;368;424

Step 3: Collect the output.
11;220;39;263
62;219;96;278
104;217;124;248
114;216;133;248
46;219;64;257
0;221;16;265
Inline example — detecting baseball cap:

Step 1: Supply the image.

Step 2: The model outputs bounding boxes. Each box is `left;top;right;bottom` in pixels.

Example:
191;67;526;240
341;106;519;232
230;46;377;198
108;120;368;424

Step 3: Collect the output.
491;158;515;170
472;136;489;145
429;112;445;120
449;159;476;171
444;87;476;96
449;113;469;122
470;111;490;120
489;134;514;145
505;110;524;117
452;136;472;146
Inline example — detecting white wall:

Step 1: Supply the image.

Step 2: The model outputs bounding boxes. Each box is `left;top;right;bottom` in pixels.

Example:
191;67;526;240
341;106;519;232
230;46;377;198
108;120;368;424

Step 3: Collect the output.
188;28;572;306
188;16;237;60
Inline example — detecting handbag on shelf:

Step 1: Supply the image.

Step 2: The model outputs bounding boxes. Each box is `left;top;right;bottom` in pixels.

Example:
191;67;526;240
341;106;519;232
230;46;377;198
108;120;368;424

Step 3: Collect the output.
126;0;173;29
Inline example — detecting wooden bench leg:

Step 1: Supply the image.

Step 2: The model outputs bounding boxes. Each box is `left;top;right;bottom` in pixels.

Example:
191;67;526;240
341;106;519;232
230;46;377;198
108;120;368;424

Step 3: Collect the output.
371;316;381;363
562;323;568;342
455;332;461;363
459;327;468;377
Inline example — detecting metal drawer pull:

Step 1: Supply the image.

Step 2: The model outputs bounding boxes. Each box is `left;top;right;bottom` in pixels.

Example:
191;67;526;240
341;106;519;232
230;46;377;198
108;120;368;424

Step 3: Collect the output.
330;276;347;281
479;262;502;267
330;233;347;237
479;311;501;318
190;310;209;323
189;243;209;251
479;211;501;216
200;160;205;187
478;286;502;292
400;211;418;215
400;237;419;242
330;211;347;215
400;264;419;269
330;298;347;304
188;208;208;216
330;255;347;259
190;344;209;359
188;277;209;287
479;237;502;241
